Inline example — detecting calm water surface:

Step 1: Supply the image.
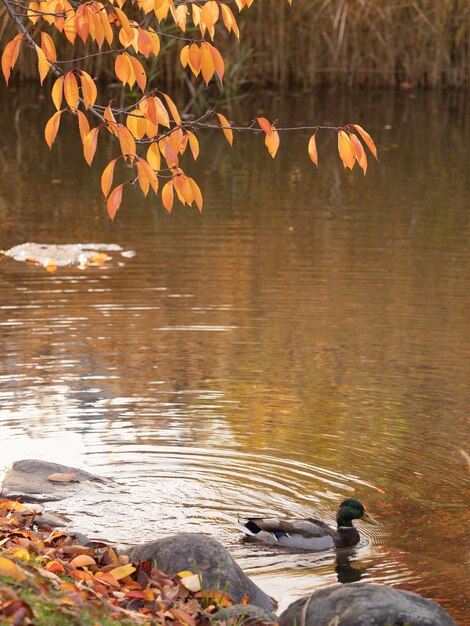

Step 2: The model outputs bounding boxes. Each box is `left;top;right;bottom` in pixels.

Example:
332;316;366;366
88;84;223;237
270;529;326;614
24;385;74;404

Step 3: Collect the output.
0;89;469;621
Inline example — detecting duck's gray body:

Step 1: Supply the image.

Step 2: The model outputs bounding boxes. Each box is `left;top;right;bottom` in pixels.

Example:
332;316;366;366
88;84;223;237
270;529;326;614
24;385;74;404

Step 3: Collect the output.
237;516;360;550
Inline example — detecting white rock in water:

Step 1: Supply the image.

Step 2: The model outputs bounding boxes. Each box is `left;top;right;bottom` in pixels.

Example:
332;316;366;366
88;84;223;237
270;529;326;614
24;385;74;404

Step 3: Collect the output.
2;243;134;268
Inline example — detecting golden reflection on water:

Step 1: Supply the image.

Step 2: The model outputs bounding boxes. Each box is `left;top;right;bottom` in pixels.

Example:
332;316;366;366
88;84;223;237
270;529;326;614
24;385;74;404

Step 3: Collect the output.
0;89;469;621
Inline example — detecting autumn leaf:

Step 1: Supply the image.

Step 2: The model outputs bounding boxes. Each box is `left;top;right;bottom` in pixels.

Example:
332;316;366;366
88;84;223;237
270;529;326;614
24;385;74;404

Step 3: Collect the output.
116;123;136;158
44;110;64;148
349;133;367;174
163;93;182;125
47;471;78;482
109;564;136;580
80;71;97;109
115;52;133;86
257;117;273;136
107;183;125;220
35;45;51;85
114;6;132;37
350;124;378;160
265;126;280;158
189;178;203;212
208;43;224;83
83;126;100;165
1;34;22;85
101;158;117;197
161;180;174;213
308;133;318;166
70;554;96;567
51;75;64;110
200;42;215;85
146;143;161;171
76;109;90;145
337;130;356;169
0;556;26;581
216;113;233;146
40;31;57;62
64;71;79;109
128;55;147;91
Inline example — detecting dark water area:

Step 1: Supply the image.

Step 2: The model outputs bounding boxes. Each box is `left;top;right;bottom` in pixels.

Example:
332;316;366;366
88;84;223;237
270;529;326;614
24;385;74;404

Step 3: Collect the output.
0;87;469;621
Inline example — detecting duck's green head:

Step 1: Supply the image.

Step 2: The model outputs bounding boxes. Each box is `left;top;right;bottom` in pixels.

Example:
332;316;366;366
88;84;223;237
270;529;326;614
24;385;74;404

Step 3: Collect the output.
337;499;379;528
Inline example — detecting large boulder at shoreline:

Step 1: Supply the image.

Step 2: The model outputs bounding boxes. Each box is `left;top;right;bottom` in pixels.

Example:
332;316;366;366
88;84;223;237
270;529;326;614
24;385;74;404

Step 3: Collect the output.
279;583;456;626
1;459;116;503
212;604;278;624
126;533;276;612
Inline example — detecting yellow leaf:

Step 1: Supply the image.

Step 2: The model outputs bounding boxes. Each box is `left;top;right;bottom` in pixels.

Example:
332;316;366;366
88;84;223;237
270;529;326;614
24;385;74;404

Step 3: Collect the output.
64;71;79;110
351;124;378;160
154;96;170;127
0;556;26;581
180;44;189;68
98;6;114;46
51;75;64;110
1;34;22;86
44;110;63;148
162;180;174;213
208;43;224;83
308;133;318;167
337;130;356;169
9;547;30;562
188;43;201;76
138;157;159;194
107;184;124;220
216;112;233;147
221;4;239;39
109;564;136;580
189;178;203;212
101;158;117;197
35;45;51;85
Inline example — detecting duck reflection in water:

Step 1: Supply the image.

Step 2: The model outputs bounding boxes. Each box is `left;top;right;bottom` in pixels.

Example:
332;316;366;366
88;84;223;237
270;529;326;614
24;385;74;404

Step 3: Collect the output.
335;550;368;583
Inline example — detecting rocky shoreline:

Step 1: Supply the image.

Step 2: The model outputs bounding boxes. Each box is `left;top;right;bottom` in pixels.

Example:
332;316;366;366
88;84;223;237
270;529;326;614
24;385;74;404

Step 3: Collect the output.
0;460;457;626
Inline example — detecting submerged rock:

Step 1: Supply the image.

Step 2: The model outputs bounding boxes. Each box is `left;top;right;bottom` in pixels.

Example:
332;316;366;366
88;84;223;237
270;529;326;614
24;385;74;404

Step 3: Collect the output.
126;533;276;612
279;583;456;626
1;459;116;503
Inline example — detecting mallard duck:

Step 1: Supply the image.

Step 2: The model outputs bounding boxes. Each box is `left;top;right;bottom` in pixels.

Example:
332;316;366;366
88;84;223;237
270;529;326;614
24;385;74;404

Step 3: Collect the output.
237;498;379;551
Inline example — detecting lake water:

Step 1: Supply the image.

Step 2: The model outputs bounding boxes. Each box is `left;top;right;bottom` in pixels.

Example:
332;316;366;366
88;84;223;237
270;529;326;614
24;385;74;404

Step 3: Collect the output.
0;88;469;622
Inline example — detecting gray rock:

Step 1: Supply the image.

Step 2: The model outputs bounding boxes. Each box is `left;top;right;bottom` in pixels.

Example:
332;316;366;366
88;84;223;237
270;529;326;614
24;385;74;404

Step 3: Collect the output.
1;459;115;502
212;604;278;624
279;583;456;626
126;533;276;612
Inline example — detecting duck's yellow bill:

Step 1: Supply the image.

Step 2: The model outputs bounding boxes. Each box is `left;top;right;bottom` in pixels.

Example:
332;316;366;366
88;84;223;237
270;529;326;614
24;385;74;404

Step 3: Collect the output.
361;511;380;526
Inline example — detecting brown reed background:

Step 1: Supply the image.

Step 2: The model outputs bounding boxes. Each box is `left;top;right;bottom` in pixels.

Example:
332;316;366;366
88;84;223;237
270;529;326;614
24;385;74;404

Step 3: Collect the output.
1;0;469;88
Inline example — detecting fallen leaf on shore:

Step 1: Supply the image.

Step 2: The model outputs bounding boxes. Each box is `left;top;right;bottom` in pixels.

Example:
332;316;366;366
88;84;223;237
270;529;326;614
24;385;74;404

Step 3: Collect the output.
47;472;78;483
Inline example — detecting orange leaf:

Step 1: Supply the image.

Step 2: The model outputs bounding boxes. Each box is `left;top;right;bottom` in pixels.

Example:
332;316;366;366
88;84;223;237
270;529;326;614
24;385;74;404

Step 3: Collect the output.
208;43;224;83
180;44;189;68
115;53;132;86
308;134;318;167
216;113;233;147
45;560;65;573
187;131;199;159
74;6;89;44
35;45;50;85
128;55;147;91
47;471;77;482
1;34;22;85
136;160;150;197
200;42;215;85
76;109;90;145
114;6;132;37
351;124;378;160
83;126;100;165
162;93;181;125
161;180;174;213
189;178;203;213
40;31;57;62
64;71;79;110
80;71;97;109
98;7;114;46
138;157;159;194
51;75;64;110
349;133;367;174
188;43;201;77
146;143;161;170
70;554;96;567
101;158;117;197
154;96;170;127
265;127;280;158
338;130;356;169
116;123;136;158
44;110;63;149
107;183;124;220
221;4;239;39
257;117;272;136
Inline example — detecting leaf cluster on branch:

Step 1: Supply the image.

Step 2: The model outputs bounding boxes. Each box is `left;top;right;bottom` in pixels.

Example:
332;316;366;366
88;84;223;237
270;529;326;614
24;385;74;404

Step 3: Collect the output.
1;0;377;220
